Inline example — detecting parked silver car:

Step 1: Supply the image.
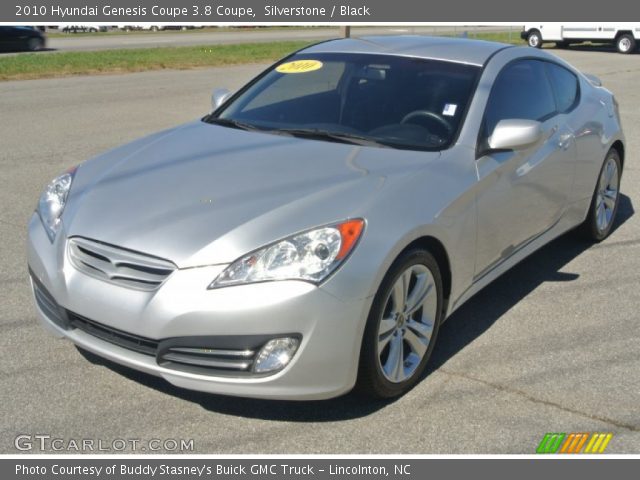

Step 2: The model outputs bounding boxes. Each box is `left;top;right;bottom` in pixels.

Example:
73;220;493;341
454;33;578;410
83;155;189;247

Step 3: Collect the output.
28;36;625;400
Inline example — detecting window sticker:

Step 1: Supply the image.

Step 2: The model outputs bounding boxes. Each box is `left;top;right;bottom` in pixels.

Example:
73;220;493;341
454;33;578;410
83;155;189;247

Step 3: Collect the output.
443;104;458;116
276;60;323;74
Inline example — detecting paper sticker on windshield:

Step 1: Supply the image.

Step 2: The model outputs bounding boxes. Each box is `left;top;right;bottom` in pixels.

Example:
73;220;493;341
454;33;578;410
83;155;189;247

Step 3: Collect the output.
443;104;458;116
276;60;323;74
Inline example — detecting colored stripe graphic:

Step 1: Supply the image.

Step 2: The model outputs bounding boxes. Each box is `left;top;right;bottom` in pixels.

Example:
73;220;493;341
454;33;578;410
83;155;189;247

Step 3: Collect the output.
536;433;566;453
560;433;589;453
538;432;613;454
584;433;613;453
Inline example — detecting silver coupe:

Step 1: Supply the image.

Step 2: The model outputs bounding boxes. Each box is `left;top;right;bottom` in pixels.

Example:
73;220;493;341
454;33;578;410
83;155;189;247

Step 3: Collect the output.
28;36;625;399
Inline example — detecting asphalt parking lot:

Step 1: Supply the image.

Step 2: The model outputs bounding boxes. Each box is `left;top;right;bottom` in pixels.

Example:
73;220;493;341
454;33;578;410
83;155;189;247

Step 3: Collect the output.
0;48;638;454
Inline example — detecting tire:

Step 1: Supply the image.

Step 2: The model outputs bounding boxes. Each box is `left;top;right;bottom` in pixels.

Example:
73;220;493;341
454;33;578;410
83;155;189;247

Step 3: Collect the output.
357;248;444;399
616;33;636;54
527;30;543;48
578;148;622;241
26;37;43;52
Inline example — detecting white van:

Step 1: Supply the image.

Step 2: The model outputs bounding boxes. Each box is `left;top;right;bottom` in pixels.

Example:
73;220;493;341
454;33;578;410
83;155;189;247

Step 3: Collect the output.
522;23;640;54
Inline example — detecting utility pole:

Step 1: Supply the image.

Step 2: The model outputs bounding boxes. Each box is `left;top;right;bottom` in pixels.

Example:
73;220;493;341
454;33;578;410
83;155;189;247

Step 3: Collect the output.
340;26;351;38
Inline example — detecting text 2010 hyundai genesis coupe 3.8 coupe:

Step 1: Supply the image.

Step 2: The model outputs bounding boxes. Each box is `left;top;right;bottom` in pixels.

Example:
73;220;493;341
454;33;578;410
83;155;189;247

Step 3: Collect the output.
28;36;625;400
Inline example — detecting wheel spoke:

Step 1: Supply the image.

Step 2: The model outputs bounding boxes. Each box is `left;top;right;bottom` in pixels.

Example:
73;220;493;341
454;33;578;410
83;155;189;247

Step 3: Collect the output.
405;274;432;315
379;317;397;336
391;273;409;313
603;194;616;210
597;202;607;230
599;171;608;191
603;187;617;199
404;328;428;358
378;331;394;353
606;161;617;185
377;318;397;353
383;334;405;382
595;195;603;212
406;318;433;340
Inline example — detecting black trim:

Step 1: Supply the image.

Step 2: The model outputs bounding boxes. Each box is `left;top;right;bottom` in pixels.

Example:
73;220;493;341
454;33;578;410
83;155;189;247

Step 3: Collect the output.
453;44;513;151
157;334;302;378
28;267;70;330
543;61;581;115
65;310;302;378
68;311;158;356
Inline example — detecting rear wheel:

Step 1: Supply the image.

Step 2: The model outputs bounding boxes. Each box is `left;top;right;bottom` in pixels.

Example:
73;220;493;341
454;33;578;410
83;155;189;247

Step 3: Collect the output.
357;248;443;398
578;149;621;241
616;33;636;54
527;30;543;48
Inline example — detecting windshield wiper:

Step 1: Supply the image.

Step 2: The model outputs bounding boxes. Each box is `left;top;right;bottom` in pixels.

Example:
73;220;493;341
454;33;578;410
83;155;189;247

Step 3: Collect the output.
206;117;262;132
274;128;390;148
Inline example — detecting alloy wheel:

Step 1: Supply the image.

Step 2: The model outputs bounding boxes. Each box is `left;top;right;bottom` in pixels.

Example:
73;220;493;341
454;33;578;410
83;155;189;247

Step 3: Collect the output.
376;264;438;383
595;156;619;233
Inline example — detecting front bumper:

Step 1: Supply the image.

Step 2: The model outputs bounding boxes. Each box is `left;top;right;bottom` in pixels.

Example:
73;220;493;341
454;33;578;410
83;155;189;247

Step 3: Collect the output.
27;215;370;400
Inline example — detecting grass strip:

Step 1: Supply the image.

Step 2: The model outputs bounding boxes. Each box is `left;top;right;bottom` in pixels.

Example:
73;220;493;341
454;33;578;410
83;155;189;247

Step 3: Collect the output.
0;40;311;81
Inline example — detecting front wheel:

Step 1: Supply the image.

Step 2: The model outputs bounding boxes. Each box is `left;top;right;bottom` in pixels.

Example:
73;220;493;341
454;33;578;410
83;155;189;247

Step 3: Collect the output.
616;34;636;54
527;30;543;48
26;37;43;51
357;249;443;398
578;149;622;241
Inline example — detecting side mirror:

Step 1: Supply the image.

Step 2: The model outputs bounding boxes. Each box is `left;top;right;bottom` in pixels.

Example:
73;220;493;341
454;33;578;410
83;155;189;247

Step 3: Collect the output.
488;119;543;152
211;88;232;111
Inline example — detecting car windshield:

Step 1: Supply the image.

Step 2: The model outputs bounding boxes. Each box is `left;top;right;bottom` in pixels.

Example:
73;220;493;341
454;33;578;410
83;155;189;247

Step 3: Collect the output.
205;53;480;151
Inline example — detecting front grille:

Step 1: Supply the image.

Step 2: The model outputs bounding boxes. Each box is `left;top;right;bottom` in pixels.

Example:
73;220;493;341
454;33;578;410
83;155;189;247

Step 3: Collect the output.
67;237;176;291
68;311;158;356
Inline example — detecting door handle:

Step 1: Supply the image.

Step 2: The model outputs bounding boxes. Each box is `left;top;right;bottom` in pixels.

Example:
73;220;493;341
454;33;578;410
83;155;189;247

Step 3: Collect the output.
558;134;573;151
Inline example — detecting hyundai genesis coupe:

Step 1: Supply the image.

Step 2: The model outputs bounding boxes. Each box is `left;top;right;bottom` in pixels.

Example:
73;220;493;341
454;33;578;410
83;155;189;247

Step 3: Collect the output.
28;36;625;399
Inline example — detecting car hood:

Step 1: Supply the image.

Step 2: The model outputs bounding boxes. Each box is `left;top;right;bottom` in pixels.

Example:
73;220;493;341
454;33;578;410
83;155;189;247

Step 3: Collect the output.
65;121;439;268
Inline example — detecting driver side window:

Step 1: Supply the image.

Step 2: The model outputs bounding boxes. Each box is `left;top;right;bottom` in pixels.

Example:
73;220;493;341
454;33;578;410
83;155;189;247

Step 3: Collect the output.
483;59;557;139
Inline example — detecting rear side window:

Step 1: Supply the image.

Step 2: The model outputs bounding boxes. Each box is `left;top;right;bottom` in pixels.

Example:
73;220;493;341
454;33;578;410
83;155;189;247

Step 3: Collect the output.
545;62;579;113
484;59;556;135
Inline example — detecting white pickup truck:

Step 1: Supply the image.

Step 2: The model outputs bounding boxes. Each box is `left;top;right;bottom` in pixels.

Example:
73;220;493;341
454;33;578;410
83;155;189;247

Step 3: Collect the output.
522;24;640;54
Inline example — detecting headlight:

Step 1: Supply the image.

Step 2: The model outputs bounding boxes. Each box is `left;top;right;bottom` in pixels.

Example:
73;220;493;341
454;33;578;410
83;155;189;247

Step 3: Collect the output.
209;219;365;289
37;167;77;242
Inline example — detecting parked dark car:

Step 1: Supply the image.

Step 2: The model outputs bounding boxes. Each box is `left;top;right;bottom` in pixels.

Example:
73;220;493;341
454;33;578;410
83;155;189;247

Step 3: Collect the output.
0;26;45;52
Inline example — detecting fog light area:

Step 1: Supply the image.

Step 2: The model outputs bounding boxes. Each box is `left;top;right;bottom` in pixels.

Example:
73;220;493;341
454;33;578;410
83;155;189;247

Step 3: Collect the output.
253;337;300;373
